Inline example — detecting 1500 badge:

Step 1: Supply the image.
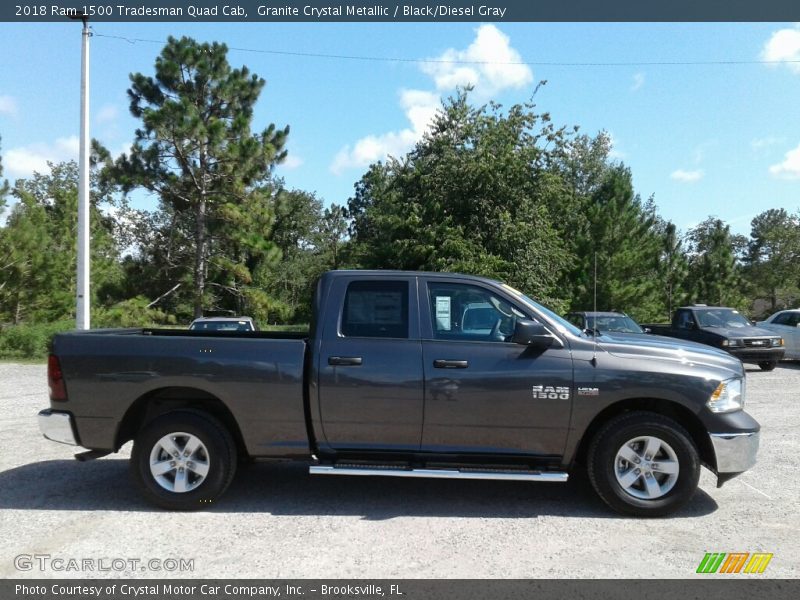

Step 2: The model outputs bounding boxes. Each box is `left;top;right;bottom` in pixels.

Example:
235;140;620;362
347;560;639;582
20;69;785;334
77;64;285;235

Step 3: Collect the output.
532;385;570;400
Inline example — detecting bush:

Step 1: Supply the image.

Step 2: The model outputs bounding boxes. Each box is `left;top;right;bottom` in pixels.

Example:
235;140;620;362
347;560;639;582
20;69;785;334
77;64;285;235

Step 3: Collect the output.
0;320;74;360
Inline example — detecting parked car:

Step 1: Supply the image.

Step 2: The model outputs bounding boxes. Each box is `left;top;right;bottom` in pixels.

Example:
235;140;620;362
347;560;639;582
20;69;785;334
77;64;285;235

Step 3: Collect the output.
644;305;785;370
566;311;648;334
757;309;800;360
38;270;759;517
189;316;256;332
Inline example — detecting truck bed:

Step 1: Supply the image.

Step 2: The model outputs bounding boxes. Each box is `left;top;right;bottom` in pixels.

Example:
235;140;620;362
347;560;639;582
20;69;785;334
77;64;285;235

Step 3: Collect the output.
51;328;311;457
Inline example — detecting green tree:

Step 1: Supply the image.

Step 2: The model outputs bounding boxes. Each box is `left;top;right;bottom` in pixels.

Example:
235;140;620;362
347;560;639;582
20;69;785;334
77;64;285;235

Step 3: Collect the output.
348;91;569;308
743;208;800;312
568;166;664;320
0;134;10;210
109;36;288;318
651;219;690;321
685;217;746;309
0;161;121;323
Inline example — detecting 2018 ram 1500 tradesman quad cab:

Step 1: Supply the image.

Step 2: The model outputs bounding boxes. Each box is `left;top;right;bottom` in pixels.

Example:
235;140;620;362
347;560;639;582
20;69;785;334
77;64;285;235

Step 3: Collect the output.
38;271;760;516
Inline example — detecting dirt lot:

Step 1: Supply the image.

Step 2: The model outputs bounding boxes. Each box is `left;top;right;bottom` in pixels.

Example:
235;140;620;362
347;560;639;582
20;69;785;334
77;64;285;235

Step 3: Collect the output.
0;361;798;579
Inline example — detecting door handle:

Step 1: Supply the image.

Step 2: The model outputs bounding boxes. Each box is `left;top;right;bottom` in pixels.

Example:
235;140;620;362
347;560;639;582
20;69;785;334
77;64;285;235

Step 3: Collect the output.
328;356;363;366
433;359;469;369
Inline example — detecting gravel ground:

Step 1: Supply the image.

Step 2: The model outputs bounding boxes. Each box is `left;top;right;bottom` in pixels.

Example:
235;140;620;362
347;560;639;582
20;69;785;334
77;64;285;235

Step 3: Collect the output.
0;361;798;579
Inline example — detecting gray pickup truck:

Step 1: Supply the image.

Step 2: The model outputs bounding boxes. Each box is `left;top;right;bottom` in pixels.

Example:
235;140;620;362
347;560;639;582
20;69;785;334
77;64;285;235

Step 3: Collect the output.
39;270;760;516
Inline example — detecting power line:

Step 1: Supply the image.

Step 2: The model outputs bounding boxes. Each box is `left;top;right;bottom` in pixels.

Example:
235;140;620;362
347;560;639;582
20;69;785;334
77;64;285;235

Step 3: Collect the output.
93;32;800;67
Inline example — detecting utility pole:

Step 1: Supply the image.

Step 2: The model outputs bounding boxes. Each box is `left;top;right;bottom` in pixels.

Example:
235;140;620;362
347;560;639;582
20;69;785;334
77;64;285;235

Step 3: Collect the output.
74;14;91;329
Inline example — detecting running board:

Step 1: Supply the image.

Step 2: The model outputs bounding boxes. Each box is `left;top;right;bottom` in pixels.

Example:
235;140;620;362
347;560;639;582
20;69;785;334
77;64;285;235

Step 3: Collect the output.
309;465;568;482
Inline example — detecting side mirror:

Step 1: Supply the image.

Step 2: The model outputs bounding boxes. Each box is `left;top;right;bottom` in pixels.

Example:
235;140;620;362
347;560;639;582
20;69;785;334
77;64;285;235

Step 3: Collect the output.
512;319;557;348
644;327;652;334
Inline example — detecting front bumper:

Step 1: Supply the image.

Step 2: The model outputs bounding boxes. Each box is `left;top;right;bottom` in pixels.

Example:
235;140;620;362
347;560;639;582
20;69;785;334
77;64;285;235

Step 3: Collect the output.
38;409;79;445
727;347;784;364
709;430;759;485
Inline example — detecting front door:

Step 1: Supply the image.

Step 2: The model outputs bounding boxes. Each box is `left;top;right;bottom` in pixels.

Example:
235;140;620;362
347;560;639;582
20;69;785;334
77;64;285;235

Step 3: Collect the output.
317;277;424;451
420;279;573;457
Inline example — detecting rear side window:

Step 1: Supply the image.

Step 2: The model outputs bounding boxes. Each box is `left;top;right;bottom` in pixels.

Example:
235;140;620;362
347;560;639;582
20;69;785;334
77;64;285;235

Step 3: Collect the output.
341;281;409;338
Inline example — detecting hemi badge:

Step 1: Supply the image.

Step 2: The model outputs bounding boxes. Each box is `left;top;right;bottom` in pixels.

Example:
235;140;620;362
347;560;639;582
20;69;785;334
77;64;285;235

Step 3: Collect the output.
577;387;600;396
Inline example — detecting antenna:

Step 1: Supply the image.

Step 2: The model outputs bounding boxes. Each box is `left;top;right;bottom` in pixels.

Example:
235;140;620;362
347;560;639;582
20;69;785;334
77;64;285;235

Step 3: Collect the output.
591;251;598;366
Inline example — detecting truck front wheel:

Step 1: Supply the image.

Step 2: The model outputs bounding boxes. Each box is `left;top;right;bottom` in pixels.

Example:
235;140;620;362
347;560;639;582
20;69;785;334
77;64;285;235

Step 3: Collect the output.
758;361;777;371
587;412;700;517
130;410;237;510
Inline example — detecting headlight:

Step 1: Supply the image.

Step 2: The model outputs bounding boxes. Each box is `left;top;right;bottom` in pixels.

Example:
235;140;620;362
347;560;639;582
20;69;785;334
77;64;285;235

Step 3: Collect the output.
771;338;784;347
721;339;743;347
707;378;745;413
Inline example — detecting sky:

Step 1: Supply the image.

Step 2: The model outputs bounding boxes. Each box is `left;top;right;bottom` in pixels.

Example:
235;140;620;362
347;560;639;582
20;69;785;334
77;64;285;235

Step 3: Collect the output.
0;21;799;235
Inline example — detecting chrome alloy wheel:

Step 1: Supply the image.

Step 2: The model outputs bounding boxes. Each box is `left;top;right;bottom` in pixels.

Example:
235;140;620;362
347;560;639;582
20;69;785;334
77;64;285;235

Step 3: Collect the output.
614;435;679;500
149;432;210;493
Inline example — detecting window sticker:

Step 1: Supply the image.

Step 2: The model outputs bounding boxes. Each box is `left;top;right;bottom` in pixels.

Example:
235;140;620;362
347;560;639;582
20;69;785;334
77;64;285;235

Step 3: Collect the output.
435;296;451;331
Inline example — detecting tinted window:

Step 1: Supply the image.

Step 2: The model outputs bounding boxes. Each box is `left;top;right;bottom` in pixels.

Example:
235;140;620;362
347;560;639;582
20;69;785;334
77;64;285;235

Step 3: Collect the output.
428;283;526;342
341;281;409;338
191;321;253;332
696;309;750;328
772;313;792;325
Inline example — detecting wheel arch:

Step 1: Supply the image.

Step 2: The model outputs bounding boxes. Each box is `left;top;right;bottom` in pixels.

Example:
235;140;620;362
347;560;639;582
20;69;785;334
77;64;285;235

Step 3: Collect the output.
571;398;715;471
115;386;249;459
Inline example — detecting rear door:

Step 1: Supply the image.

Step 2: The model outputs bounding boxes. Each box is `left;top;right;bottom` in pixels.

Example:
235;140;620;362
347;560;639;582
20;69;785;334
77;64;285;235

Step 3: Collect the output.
419;278;573;457
316;276;424;451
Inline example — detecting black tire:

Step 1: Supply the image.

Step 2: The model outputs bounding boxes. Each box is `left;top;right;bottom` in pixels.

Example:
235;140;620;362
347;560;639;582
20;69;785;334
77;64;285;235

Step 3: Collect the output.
130;410;237;510
587;411;700;517
758;361;777;371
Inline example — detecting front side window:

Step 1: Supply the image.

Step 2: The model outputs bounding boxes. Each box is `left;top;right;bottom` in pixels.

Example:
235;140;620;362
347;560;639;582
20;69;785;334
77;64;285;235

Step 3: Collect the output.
341;280;409;338
428;283;526;342
772;312;791;326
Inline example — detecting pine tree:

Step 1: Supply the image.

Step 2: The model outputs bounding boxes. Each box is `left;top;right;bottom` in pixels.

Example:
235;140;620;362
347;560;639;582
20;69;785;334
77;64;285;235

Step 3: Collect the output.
686;218;746;308
570;166;663;320
658;221;690;320
109;36;288;318
743;209;800;310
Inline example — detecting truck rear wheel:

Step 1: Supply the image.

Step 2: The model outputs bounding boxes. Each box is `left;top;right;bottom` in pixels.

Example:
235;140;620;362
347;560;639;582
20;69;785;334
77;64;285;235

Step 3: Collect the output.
130;410;237;510
587;411;700;517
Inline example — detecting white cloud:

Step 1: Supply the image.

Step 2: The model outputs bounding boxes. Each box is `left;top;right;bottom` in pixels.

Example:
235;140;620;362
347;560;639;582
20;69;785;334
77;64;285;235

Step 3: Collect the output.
670;169;704;183
630;72;645;92
769;142;800;179
761;24;800;73
280;154;304;170
95;104;119;125
331;89;441;175
0;94;17;116
4;136;79;178
420;25;533;98
751;136;783;151
330;25;532;174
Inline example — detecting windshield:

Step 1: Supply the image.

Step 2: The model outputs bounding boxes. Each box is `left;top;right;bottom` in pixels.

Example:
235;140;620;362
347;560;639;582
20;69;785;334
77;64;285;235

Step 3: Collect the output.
588;315;644;334
695;309;751;328
500;284;584;337
190;321;254;332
